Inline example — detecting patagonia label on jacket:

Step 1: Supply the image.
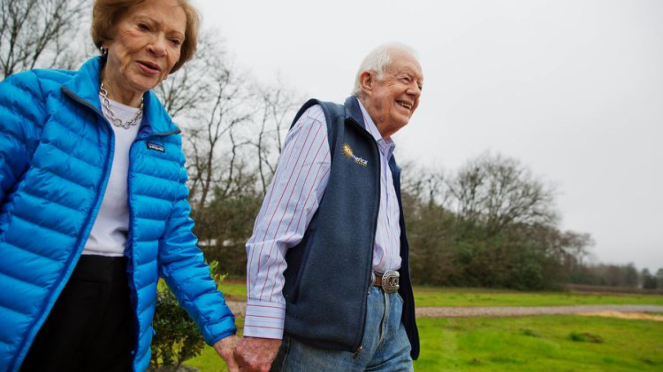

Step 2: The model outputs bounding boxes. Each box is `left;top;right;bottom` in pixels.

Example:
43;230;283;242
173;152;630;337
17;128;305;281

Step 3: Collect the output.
147;142;165;152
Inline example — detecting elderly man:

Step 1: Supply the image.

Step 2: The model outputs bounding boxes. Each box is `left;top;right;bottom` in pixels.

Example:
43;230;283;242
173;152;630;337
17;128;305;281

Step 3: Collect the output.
234;43;424;372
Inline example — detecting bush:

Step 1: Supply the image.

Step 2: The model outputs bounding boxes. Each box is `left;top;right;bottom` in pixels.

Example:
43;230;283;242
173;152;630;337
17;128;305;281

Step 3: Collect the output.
149;261;225;371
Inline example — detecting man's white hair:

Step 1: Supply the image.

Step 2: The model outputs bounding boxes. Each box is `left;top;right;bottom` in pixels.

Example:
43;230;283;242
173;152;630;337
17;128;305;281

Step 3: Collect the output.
351;42;419;97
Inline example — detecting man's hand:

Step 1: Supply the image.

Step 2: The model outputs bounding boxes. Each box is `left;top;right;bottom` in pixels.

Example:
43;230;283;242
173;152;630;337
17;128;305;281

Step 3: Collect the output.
233;336;282;372
214;335;239;372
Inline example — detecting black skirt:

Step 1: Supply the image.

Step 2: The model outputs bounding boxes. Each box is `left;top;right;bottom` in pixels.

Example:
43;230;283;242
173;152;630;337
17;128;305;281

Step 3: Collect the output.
20;255;135;372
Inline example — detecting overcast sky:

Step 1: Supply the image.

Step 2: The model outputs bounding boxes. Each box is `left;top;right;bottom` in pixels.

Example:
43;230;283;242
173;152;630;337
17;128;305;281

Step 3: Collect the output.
197;0;663;272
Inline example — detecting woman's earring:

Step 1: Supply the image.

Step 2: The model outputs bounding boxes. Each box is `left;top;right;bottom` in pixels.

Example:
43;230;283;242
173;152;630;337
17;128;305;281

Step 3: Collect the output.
100;46;108;57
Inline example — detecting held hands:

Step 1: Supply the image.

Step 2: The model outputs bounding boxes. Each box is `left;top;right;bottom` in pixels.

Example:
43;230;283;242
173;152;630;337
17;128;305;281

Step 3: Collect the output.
233;336;282;372
214;335;281;372
214;335;239;372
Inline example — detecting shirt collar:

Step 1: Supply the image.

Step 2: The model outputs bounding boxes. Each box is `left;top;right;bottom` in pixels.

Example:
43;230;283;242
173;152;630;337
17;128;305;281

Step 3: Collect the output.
357;99;396;159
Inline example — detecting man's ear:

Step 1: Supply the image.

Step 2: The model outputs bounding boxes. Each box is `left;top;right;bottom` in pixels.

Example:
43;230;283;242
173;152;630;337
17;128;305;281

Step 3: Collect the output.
359;71;374;96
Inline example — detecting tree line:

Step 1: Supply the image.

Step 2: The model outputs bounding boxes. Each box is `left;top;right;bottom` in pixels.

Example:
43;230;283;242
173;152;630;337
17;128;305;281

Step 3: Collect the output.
3;0;660;291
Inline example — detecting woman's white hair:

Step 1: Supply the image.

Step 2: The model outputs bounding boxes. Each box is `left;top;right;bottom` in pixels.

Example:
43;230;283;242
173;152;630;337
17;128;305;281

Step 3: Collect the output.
352;42;418;97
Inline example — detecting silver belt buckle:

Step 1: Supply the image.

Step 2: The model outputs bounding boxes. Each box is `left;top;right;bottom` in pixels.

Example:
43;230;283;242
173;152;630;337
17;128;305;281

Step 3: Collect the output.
381;270;400;293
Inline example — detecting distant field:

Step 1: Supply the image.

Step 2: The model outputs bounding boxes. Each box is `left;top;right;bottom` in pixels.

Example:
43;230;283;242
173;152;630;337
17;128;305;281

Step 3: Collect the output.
412;286;663;307
416;315;663;372
188;283;663;372
184;315;663;372
218;281;663;307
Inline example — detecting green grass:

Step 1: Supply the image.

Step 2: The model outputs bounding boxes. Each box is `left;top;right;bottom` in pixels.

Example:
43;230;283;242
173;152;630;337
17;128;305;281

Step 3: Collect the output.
413;287;663;307
183;346;227;372
416;315;663;372
414;287;663;307
183;317;244;372
218;281;663;307
218;281;247;301
179;283;663;371
185;315;663;372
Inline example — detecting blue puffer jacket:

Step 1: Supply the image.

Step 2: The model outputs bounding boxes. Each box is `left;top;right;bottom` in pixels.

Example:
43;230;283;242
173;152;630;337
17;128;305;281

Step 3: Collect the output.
0;57;236;372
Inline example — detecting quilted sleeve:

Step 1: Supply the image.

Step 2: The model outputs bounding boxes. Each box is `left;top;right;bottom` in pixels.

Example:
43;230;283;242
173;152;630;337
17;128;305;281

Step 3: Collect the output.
157;174;237;346
0;72;46;204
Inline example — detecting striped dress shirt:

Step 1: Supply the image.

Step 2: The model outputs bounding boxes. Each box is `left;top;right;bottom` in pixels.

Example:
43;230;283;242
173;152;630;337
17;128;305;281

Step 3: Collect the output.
244;99;402;339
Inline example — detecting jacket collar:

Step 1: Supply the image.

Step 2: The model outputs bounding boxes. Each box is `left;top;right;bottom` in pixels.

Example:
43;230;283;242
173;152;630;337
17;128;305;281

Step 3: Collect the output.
344;96;367;130
62;56;180;135
345;96;400;172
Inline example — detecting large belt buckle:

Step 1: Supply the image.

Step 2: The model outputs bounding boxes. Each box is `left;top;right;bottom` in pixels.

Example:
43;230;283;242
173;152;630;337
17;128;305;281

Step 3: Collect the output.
381;270;400;293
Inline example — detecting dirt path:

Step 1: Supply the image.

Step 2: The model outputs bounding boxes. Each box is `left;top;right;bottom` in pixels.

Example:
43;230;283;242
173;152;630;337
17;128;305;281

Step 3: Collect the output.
226;301;663;319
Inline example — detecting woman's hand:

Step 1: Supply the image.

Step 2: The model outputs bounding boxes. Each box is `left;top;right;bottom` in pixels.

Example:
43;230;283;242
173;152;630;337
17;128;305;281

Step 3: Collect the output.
233;337;282;372
214;335;239;372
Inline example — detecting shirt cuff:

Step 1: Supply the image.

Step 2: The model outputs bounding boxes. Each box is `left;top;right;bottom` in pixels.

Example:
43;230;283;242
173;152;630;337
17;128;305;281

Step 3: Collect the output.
243;299;286;339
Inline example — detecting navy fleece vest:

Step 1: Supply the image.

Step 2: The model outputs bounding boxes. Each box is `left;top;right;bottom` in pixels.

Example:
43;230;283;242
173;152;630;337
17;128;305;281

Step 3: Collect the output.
282;97;419;359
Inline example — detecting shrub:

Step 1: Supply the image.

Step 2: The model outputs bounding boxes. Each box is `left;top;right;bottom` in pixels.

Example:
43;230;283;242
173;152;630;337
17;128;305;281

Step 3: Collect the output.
149;261;226;371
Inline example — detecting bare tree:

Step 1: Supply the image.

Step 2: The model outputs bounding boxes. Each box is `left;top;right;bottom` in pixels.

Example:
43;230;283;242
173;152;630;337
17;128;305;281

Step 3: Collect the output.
0;0;88;78
558;230;594;266
185;62;253;209
447;162;485;224
253;84;299;195
154;32;221;119
154;32;255;209
446;153;558;234
151;30;305;251
155;31;304;204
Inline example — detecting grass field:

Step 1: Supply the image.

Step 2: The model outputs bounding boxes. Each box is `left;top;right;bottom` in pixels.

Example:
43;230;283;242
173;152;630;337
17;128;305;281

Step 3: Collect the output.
181;285;663;372
218;281;663;307
185;315;663;372
412;286;663;307
416;315;663;372
184;317;245;372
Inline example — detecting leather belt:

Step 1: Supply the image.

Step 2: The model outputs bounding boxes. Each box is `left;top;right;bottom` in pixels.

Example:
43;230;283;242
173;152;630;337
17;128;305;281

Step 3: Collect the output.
372;270;400;293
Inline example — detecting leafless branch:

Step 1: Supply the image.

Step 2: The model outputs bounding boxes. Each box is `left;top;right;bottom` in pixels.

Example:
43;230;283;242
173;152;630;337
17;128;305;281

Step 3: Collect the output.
1;0;88;78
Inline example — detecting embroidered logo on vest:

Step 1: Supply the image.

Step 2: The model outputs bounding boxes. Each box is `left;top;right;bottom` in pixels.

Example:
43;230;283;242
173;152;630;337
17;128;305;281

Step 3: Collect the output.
147;142;165;152
342;143;367;167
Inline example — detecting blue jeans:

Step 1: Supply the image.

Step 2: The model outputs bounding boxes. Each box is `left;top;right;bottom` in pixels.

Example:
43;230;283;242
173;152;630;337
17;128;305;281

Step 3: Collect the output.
271;286;414;372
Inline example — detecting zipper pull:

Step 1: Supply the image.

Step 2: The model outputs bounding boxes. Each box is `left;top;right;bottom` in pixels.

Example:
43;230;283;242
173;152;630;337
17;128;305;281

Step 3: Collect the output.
353;346;363;360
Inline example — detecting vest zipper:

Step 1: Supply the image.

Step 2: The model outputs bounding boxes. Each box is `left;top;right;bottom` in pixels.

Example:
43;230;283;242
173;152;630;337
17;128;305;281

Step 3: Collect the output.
353;346;364;360
346;119;382;354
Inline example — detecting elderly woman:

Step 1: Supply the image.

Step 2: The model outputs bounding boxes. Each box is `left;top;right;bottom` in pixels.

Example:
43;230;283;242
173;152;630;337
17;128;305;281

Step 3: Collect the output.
0;0;238;371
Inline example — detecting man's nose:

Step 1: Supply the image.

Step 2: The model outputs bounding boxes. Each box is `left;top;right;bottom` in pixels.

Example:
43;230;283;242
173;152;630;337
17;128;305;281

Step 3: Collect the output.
407;82;421;97
407;80;421;98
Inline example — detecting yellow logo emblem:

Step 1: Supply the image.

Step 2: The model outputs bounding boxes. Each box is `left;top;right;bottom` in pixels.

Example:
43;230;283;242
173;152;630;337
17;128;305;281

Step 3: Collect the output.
342;143;368;167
